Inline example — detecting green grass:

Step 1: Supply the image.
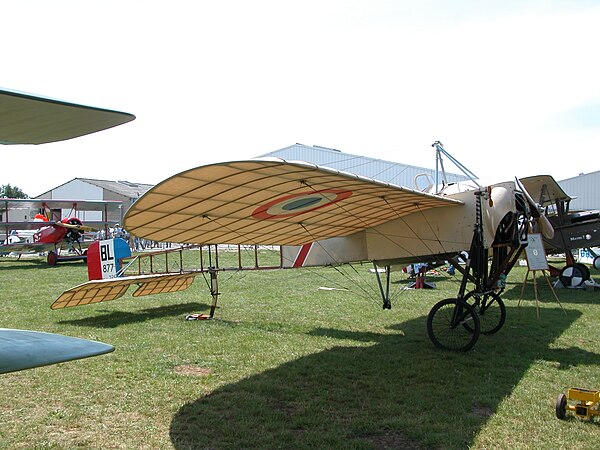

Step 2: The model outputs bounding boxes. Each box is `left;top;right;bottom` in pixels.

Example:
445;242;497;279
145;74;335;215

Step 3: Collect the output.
1;253;599;449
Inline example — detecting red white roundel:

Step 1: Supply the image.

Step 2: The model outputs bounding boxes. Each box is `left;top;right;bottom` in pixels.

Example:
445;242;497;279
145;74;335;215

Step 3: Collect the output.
252;189;353;220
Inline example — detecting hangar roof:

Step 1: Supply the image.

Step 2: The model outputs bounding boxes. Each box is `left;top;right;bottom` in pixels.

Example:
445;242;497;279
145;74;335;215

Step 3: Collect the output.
36;178;153;200
77;178;153;199
258;143;469;189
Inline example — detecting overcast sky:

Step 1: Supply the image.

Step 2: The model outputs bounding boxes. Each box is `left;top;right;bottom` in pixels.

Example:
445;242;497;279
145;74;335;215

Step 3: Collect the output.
3;0;600;196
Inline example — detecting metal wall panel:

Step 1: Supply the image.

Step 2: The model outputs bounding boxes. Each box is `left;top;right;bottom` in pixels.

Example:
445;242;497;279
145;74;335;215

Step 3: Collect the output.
559;171;600;211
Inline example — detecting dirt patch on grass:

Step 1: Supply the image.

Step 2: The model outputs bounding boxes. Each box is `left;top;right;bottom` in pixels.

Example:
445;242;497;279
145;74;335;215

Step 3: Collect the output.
358;432;425;449
472;403;494;418
270;399;301;417
174;365;213;376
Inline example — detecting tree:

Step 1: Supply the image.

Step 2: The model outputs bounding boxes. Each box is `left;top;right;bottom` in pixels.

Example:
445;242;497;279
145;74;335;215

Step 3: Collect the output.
0;184;29;199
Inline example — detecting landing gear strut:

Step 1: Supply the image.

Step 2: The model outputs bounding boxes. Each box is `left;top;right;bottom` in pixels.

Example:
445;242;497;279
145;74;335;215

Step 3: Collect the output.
427;189;514;351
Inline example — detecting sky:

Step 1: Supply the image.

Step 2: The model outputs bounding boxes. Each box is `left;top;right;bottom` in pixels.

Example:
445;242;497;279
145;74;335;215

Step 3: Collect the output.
2;0;600;196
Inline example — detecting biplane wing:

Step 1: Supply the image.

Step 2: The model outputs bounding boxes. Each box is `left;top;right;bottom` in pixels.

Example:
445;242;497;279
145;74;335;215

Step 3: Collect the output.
0;88;135;144
52;272;198;309
0;198;124;212
124;159;463;246
0;242;55;254
519;175;572;207
0;328;114;374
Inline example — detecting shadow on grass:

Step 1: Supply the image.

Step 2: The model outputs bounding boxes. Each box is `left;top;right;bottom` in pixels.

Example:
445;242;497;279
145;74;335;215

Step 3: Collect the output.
169;306;599;449
57;302;207;328
0;257;58;270
502;280;599;305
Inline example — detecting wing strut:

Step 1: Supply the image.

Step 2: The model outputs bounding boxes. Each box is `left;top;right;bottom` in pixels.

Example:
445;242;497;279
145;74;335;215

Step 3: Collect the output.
432;141;481;193
373;263;392;309
186;266;220;321
209;267;220;318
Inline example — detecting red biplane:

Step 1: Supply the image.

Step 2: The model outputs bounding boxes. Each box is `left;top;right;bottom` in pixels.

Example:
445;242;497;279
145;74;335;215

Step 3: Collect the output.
1;198;122;265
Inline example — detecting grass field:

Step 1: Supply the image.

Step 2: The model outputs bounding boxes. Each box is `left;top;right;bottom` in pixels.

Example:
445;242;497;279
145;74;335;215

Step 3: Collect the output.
1;251;599;449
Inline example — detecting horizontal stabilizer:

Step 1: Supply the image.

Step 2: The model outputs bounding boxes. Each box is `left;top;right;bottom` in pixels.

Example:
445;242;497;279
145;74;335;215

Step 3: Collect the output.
52;272;198;309
0;328;114;374
132;273;196;297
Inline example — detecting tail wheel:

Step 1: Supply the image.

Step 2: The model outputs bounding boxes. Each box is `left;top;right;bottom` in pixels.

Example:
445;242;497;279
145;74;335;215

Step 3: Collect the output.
555;393;567;420
463;291;506;335
559;265;585;288
593;256;600;271
427;298;480;352
47;251;58;266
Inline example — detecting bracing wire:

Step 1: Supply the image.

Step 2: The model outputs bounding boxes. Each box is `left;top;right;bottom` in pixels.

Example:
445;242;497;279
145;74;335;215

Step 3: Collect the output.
193;171;467;309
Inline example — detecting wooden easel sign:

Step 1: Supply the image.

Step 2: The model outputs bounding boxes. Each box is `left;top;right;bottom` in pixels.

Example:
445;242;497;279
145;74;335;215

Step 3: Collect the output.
524;233;548;271
520;233;564;317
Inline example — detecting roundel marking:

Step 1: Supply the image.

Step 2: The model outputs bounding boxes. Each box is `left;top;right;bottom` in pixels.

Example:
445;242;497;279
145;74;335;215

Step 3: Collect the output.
252;189;353;220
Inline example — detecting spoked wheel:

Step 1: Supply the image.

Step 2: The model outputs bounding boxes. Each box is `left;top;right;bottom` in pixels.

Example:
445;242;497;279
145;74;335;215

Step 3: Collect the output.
463;291;506;335
427;298;480;352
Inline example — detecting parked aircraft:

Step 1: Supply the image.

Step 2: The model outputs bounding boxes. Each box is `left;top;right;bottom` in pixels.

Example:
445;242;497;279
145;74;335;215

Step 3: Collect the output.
519;175;600;287
54;143;555;352
0;88;133;373
1;198;122;265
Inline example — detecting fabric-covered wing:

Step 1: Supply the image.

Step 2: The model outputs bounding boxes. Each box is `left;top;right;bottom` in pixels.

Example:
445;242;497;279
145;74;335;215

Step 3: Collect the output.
0;328;114;374
124;159;463;246
0;89;135;145
519;175;572;207
52;273;197;309
0;242;55;254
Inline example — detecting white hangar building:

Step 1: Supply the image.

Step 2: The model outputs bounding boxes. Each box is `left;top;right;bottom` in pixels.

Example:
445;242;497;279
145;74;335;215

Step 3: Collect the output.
259;143;470;189
558;170;600;211
36;178;153;223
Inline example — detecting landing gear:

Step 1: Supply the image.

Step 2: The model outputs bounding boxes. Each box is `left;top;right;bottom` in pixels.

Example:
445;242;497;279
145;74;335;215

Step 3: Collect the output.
47;251;58;266
559;264;587;288
427;298;480;351
577;263;591;282
426;187;520;351
463;291;506;335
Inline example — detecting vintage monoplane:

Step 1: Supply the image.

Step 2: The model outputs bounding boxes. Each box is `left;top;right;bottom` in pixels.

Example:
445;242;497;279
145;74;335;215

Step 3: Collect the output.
0;87;134;373
53;142;555;352
1;198;122;265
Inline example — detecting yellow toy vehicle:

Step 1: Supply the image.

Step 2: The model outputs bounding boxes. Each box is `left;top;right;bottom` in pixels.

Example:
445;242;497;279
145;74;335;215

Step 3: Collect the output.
556;388;600;421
